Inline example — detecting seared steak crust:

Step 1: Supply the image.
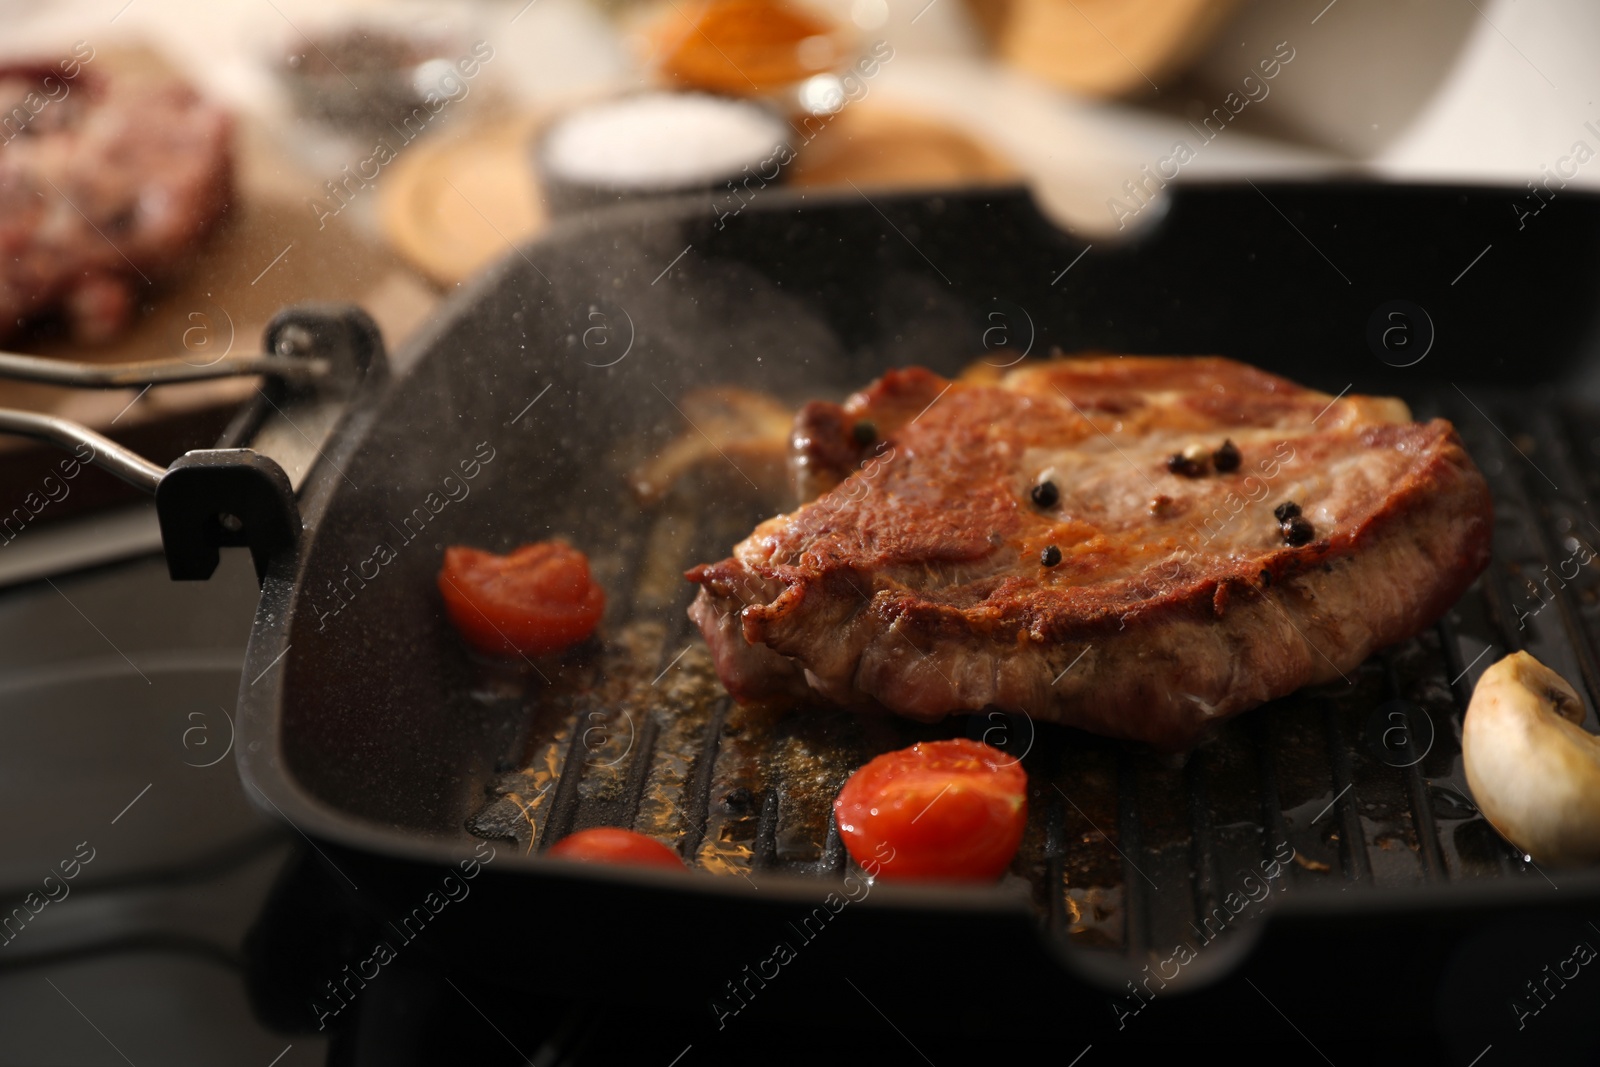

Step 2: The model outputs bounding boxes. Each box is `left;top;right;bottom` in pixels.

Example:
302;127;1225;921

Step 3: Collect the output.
686;357;1493;749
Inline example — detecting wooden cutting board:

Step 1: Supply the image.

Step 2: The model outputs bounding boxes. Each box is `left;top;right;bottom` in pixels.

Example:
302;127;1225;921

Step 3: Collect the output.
379;110;548;289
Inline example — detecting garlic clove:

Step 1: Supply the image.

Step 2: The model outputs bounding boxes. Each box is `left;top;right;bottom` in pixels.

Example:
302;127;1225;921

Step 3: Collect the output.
1463;651;1600;867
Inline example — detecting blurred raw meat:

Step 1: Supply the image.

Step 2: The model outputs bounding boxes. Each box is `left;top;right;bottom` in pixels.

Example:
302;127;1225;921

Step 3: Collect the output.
0;61;233;344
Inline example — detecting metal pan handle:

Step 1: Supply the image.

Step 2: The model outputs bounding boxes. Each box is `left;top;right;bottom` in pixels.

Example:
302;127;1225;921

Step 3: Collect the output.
0;408;169;491
0;349;329;390
0;305;387;584
0;403;299;586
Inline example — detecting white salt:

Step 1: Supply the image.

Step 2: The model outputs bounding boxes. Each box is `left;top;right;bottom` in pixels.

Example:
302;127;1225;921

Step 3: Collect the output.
543;93;790;190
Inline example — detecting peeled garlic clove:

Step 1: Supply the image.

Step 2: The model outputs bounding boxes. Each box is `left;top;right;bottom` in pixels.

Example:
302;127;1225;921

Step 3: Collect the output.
1463;651;1600;866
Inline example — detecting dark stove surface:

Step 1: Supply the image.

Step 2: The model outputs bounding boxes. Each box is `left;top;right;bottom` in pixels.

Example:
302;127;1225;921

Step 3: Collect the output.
0;541;326;1066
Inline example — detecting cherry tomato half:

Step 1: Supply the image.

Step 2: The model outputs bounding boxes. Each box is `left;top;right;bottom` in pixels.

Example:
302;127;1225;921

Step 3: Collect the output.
437;541;605;657
547;828;685;870
833;738;1027;881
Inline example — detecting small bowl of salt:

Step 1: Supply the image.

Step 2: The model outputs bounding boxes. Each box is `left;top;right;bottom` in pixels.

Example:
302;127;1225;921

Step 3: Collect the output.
536;92;794;217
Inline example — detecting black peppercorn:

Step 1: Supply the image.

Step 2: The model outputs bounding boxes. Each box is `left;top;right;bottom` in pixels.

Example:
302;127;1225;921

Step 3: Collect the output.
1030;480;1059;508
852;420;877;446
1213;439;1241;472
1158;441;1203;476
1166;452;1207;478
1040;545;1062;567
722;787;754;811
1273;501;1301;523
1282;517;1315;546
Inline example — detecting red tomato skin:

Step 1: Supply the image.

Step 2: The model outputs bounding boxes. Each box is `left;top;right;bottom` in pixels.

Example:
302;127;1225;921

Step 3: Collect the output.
437;541;605;657
546;828;685;869
833;738;1027;882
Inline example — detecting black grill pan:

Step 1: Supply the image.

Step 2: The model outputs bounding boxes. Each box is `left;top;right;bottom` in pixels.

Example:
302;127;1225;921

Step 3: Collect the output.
231;182;1600;1057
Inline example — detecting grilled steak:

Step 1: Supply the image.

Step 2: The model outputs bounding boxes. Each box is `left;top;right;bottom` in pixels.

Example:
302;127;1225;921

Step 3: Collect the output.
0;63;232;344
685;356;1493;748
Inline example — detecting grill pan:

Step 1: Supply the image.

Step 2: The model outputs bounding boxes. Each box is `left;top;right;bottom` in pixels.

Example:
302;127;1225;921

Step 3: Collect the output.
19;182;1600;1057
243;182;1600;1058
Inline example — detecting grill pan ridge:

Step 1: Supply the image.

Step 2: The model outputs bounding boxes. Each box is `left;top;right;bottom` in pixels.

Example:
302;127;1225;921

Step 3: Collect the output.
234;184;1600;1041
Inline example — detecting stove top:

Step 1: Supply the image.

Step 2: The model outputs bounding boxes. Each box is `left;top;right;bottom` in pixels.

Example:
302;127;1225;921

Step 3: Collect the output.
0;539;326;1066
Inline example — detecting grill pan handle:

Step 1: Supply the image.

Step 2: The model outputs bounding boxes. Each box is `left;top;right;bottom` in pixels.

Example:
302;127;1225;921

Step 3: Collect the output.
0;408;169;490
0;305;387;584
0;395;299;586
0;349;330;389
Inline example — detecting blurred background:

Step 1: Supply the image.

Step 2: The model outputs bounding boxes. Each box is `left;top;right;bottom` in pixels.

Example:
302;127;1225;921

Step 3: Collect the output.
5;0;1598;437
4;0;1598;446
1;1;1598;1063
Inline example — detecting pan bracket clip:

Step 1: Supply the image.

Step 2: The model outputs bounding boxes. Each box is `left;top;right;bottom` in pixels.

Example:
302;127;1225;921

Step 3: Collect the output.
156;450;299;584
